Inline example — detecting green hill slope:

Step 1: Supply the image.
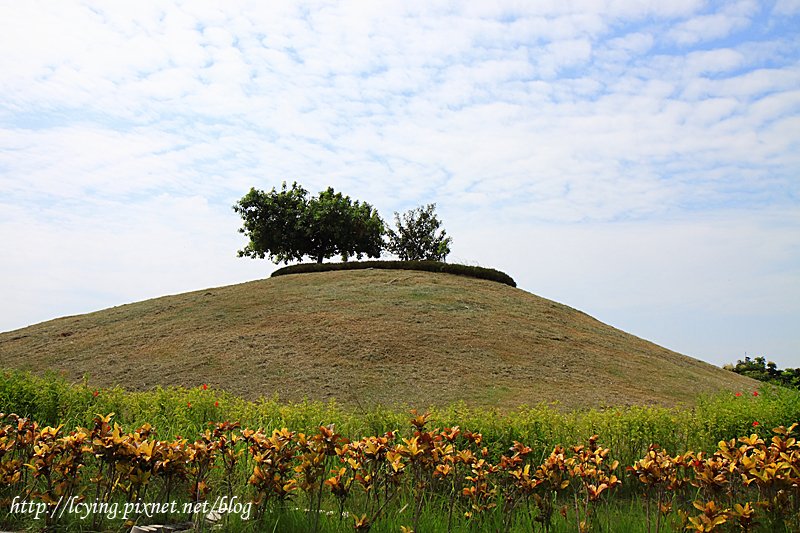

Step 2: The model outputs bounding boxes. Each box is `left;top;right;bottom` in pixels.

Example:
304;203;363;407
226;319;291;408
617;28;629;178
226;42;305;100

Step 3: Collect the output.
0;269;755;410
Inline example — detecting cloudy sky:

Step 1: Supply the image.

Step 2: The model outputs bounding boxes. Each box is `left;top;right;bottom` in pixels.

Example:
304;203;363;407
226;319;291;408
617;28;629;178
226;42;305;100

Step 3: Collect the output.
1;1;798;368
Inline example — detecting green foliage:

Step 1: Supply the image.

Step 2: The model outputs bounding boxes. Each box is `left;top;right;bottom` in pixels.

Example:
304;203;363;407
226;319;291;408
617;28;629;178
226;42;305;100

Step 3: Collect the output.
729;356;800;390
271;259;517;287
386;203;452;261
2;370;799;532
233;182;385;264
3;370;800;532
305;187;385;263
0;369;794;465
233;182;309;263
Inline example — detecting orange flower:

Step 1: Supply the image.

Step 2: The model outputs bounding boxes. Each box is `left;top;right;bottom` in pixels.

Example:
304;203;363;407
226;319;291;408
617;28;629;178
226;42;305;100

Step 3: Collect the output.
752;421;759;427
214;401;219;407
92;390;99;397
187;402;192;408
202;383;208;390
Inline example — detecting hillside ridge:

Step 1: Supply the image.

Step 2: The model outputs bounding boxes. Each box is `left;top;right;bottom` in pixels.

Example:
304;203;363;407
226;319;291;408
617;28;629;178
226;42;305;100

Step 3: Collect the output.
0;269;754;410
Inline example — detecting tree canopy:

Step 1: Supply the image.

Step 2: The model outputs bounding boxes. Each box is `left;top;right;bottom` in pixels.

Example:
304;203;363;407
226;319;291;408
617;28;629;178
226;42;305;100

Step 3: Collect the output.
386;203;452;261
728;356;800;390
233;182;385;264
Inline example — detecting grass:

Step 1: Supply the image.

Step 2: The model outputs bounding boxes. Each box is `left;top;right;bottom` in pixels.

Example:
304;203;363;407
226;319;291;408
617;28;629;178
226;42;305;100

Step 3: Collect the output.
0;369;792;469
0;269;755;411
2;371;799;532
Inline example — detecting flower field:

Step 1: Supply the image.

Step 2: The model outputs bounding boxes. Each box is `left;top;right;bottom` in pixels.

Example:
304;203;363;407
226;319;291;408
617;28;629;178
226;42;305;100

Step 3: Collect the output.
2;370;800;532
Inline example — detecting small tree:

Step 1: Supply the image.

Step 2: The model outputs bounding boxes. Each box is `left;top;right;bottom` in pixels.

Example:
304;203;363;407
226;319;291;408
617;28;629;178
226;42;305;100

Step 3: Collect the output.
233;183;385;264
387;203;452;261
233;182;309;264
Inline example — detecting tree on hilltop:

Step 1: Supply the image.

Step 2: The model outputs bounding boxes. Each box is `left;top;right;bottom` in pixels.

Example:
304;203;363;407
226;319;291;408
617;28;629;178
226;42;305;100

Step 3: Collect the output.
387;203;452;261
233;182;308;264
304;187;384;263
234;182;385;264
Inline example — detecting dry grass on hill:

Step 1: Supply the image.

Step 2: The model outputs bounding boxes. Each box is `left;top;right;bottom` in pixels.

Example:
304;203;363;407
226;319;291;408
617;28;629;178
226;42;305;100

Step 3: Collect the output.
0;269;755;411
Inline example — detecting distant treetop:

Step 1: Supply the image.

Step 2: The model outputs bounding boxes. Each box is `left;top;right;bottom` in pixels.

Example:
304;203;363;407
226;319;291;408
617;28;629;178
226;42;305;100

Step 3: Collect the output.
728;356;800;391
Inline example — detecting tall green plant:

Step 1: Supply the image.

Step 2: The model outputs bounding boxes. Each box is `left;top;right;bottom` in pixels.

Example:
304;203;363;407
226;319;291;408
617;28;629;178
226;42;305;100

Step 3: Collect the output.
233;182;385;264
387;203;452;261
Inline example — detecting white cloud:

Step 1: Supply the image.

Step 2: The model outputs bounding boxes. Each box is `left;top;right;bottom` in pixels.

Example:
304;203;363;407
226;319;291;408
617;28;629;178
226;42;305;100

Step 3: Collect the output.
667;0;759;45
685;48;746;75
539;39;593;76
773;0;800;15
774;0;800;15
682;66;800;100
605;31;654;56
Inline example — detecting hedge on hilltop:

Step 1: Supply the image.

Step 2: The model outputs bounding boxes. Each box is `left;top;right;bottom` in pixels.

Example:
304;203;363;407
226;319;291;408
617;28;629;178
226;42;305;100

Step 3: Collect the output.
271;260;517;287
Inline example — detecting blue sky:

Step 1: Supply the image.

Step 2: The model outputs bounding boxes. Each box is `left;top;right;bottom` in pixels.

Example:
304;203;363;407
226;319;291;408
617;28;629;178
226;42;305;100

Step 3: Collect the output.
1;0;798;368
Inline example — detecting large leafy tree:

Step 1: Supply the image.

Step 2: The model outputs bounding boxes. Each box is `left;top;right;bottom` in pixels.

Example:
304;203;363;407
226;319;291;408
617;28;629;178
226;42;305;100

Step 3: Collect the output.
387;203;452;261
233;182;385;264
303;187;385;263
233;182;309;264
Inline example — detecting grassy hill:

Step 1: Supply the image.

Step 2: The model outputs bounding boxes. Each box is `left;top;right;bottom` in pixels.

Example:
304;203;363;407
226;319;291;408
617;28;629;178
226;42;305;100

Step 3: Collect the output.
0;269;755;410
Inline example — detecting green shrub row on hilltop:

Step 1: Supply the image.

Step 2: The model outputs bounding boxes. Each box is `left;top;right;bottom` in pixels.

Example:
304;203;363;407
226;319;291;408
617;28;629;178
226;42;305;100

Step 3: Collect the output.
271;260;517;287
